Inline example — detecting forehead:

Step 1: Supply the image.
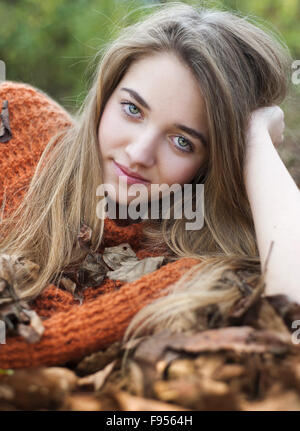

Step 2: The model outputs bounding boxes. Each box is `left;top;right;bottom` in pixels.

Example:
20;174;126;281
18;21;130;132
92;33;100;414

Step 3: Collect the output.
116;52;207;123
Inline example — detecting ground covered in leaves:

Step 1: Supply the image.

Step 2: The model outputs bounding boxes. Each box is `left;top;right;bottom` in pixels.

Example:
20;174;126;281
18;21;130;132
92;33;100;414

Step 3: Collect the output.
1;290;300;411
1;184;300;412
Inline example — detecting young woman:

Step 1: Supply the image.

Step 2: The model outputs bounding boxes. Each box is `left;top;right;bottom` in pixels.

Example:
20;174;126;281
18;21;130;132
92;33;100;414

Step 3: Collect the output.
0;2;299;368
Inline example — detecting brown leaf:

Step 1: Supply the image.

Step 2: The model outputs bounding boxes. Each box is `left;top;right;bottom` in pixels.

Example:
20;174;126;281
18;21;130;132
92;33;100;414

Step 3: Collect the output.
266;294;300;330
0;101;12;143
169;326;291;355
0;300;45;342
77;222;92;250
0;254;40;304
58;222;107;301
125;360;145;397
241;386;300;411
77;360;117;392
107;256;165;283
59;277;77;296
133;329;184;365
17;309;45;343
58;276;88;305
166;358;196;380
237;298;290;335
133;327;291;367
153;377;238;410
62;394;103;411
0;254;44;342
0;367;77;410
78;253;108;286
75;341;122;376
60;252;108;302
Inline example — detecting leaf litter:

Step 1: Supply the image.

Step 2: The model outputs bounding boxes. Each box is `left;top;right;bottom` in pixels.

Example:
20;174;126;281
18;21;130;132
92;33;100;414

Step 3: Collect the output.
1;229;300;410
56;222;169;304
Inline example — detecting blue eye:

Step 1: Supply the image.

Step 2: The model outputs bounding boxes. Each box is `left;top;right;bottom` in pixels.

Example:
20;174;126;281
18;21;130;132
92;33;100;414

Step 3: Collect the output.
172;136;194;153
121;102;142;118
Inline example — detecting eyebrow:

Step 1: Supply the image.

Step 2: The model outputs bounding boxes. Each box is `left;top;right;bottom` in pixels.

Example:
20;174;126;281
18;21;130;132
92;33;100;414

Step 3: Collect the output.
120;87;208;147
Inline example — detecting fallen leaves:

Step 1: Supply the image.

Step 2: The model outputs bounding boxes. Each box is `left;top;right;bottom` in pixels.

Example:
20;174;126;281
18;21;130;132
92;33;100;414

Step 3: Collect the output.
1;222;300;410
0;221;169;342
58;222;169;303
75;341;122;376
1;302;300;411
77;360;117;392
1;313;299;411
106;256;166;283
0;367;77;410
0;253;44;343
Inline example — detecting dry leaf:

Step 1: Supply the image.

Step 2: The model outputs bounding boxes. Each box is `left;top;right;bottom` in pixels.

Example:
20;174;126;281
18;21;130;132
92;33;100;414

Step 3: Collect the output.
17;309;45;343
77;360;116;392
0;254;40;304
133;329;184;365
102;243;137;270
128;361;145;397
153;377;238;410
78;253;108;286
241;385;300;411
168;326;291;355
132;326;290;368
77;222;92;250
62;394;103;411
60;227;169;302
0;254;44;342
266;294;300;329
237;298;290;335
167;359;196;380
107;256;165;283
59;253;108;304
75;341;122;376
0;367;77;410
60;277;77;296
0;300;45;343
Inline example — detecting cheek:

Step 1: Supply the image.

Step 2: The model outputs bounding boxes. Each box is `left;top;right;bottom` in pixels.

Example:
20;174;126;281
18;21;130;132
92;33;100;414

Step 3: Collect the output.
161;158;204;185
98;103;121;154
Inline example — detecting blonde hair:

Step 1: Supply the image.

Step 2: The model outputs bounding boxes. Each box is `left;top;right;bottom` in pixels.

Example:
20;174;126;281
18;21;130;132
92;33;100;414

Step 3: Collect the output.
0;2;292;343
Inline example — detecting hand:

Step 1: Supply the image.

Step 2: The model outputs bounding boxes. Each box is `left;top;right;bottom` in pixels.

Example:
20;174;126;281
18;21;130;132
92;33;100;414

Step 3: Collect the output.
246;105;285;148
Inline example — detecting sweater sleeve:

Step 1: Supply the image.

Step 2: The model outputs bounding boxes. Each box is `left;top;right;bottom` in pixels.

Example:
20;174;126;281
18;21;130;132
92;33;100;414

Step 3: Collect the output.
0;257;200;369
0;81;73;219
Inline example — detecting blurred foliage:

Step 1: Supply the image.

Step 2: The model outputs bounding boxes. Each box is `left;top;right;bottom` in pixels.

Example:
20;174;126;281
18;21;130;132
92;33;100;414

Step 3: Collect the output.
0;0;299;110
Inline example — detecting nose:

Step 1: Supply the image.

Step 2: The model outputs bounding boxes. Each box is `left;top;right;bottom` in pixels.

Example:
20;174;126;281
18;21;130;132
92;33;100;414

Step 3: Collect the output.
124;130;158;168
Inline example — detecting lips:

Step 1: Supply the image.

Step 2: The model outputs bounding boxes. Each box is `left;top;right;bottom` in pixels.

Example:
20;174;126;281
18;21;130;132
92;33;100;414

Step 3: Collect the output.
113;161;150;183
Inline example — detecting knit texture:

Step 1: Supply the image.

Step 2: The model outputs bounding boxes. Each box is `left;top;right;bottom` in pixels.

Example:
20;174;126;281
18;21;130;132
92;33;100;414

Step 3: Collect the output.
0;81;200;369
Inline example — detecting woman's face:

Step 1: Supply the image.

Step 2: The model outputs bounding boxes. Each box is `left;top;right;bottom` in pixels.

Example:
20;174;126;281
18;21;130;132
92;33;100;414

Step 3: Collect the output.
98;52;209;205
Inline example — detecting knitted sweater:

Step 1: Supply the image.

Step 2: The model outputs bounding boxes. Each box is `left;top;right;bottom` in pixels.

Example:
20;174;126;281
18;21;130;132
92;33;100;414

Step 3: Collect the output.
0;81;199;369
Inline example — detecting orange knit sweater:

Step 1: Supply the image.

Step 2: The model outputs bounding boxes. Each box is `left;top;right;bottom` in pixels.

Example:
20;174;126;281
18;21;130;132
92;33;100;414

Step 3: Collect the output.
0;81;199;369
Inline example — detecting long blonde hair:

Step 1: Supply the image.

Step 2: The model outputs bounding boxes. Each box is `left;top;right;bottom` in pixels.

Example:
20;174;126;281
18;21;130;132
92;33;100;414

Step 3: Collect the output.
0;3;292;337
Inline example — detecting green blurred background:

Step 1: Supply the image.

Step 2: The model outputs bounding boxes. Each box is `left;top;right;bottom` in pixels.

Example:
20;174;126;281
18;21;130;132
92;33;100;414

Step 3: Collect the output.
0;0;299;184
